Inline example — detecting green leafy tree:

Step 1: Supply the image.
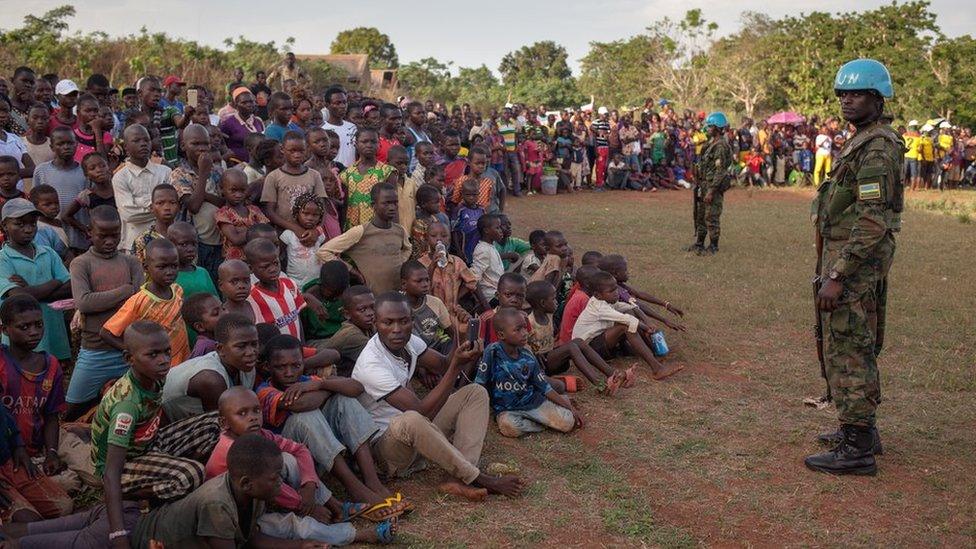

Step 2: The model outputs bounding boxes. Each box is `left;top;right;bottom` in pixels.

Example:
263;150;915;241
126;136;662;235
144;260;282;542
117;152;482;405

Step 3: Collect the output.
498;40;572;85
578;35;659;109
397;57;455;103
330;27;398;68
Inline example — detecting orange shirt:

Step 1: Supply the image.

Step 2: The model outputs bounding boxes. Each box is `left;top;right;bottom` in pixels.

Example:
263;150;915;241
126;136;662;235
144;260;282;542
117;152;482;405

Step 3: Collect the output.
103;283;190;366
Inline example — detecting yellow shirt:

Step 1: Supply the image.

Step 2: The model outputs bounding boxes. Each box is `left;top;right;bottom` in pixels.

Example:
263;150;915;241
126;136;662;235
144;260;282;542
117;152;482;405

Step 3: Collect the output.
937;134;954;158
692;131;707;155
902;132;920;160
919;136;934;162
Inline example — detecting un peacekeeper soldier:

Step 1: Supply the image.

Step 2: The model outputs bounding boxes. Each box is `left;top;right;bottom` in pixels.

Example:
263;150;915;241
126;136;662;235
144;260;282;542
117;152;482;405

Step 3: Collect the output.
805;59;903;476
688;112;733;255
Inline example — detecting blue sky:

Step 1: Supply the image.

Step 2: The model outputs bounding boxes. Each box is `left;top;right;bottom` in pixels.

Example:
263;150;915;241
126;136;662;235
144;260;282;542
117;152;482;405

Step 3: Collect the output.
6;0;973;74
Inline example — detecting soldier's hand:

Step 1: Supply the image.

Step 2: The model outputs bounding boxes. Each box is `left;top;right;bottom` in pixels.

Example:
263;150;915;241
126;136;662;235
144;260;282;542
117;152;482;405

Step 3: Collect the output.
817;279;844;312
704;190;714;204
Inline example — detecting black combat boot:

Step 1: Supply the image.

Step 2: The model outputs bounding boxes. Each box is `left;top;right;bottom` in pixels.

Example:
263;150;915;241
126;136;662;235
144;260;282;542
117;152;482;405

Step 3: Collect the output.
705;237;719;255
816;426;883;455
685;237;705;254
805;424;877;476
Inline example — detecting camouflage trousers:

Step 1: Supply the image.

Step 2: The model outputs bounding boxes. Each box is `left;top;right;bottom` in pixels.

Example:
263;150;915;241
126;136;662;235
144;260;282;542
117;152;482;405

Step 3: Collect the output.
821;234;896;427
694;189;724;241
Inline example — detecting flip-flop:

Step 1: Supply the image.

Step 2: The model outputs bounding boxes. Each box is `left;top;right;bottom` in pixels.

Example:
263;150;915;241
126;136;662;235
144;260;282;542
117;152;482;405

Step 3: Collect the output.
552;374;583;393
386;493;414;515
363;498;411;522
339;501;370;522
375;519;397;544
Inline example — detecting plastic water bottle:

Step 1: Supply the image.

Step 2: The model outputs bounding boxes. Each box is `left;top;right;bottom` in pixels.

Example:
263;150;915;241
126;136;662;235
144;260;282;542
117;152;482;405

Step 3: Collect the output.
651;331;669;357
435;241;448;268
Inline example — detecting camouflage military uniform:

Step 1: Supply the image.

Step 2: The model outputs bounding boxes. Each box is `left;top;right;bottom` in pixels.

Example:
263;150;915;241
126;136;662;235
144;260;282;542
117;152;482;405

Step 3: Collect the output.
695;136;734;241
814;121;903;427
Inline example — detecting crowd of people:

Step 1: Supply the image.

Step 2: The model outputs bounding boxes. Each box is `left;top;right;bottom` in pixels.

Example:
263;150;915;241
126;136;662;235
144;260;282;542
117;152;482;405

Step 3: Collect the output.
0;62;700;548
0;54;972;545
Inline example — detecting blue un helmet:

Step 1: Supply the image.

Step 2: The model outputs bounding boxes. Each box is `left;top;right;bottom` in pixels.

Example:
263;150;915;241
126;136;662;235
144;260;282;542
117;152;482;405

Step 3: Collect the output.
834;59;893;98
703;112;729;130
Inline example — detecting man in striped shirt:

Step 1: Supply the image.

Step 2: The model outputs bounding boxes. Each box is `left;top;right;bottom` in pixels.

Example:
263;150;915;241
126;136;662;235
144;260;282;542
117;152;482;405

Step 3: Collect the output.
244;238;306;339
497;108;522;197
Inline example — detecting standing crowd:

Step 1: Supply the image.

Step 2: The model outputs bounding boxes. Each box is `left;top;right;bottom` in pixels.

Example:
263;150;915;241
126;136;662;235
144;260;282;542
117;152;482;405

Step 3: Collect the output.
0;62;698;548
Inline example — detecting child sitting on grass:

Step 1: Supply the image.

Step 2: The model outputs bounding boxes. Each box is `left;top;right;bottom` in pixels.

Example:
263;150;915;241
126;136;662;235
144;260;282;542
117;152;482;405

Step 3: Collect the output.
597;254;686;332
131;183;179;266
559;265;599;345
255;335;409;518
183;292;223;358
207;386;397;536
419;222;486;325
328;286;375;377
102;238;190;366
475;307;582;438
526;280;629;394
572;271;683;380
477;272;527;347
494;214;531;272
520;229;546;278
410;184;449;259
281;192;327;286
470;214;505;304
245;237;306;339
301;260;350;349
218;258;256;322
400;260;455;355
0;294;73;522
215;168;270;260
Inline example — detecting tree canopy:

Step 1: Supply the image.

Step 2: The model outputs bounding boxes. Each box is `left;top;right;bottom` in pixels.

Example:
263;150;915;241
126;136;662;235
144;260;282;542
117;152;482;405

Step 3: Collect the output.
329;27;398;69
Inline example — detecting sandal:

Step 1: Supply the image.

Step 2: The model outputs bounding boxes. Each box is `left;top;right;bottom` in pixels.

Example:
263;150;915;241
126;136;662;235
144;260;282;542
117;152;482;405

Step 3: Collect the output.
551;374;583;393
375;519;397;544
362;498;411;522
339;501;370;522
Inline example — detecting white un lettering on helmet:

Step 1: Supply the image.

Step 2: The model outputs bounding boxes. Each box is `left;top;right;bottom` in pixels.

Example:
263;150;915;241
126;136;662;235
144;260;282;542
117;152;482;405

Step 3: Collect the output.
842;73;860;85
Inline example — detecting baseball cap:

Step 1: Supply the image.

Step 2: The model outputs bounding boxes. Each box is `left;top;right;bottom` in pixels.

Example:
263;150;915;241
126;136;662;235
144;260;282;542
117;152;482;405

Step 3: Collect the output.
597;106;609;115
907;119;919;127
55;79;80;96
939;120;951;129
1;198;40;222
163;75;186;88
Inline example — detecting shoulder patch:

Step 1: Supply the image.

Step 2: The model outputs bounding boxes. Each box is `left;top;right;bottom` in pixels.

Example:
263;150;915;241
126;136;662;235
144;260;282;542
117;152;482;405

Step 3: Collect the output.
857;182;882;201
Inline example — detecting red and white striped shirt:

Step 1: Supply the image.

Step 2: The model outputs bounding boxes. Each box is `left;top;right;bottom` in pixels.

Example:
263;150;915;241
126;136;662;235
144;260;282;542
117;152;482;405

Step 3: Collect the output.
247;277;306;339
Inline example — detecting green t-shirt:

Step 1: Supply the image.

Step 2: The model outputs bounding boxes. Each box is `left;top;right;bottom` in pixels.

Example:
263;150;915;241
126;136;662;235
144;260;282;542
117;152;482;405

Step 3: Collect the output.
494;237;532;270
300;279;344;341
177;266;219;346
134;473;264;548
90;370;163;475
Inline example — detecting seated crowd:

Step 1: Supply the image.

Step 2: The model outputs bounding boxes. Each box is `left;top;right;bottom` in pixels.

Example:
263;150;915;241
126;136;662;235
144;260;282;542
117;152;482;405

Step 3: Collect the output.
0;67;691;547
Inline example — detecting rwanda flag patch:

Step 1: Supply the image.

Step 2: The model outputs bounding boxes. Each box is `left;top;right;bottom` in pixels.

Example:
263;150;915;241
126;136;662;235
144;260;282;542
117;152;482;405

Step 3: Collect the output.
857;182;882;201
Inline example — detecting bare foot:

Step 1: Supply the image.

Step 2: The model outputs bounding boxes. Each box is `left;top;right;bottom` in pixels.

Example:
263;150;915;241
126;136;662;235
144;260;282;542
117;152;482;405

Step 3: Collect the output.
602;371;623;396
652;363;685;380
474;473;526;497
623;366;638;388
439;480;488;501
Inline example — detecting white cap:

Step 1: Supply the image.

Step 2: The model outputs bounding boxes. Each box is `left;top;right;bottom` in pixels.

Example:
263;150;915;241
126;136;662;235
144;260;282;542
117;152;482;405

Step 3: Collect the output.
907;119;919;127
597;106;609;115
939;120;951;129
920;123;934;132
55;79;79;96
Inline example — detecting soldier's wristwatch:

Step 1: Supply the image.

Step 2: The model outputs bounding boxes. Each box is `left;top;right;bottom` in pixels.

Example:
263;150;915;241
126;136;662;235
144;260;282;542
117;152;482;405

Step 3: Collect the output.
828;270;844;282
